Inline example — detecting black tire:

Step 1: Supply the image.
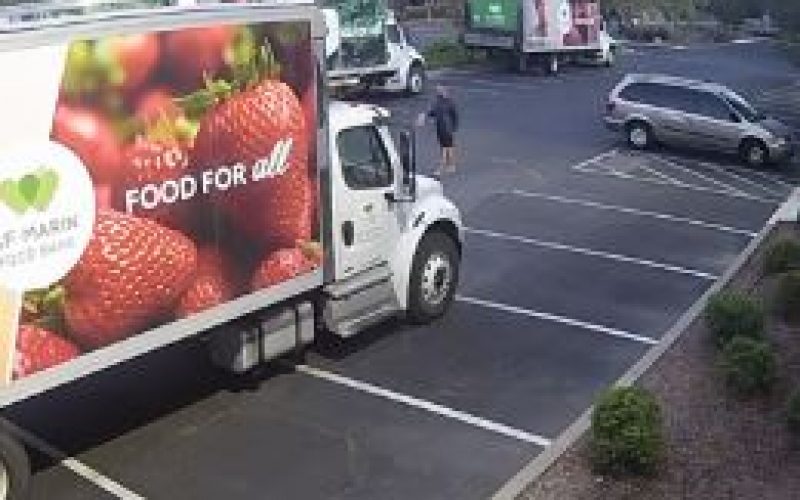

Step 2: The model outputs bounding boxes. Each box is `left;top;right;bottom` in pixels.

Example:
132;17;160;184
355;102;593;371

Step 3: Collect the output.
604;48;615;67
740;138;769;168
516;52;528;74
406;64;425;96
0;430;30;500
408;232;460;324
626;120;653;150
545;54;559;76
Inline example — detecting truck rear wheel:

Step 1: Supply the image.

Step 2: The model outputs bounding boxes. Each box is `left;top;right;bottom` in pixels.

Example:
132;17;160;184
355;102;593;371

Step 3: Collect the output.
408;232;460;323
545;54;559;75
0;431;30;500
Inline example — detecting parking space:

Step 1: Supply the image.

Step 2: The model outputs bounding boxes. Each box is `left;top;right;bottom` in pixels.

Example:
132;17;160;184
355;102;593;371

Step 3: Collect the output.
16;41;800;500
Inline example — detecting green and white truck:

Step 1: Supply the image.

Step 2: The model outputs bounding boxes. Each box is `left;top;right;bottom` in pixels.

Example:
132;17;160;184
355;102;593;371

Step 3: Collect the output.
464;0;616;74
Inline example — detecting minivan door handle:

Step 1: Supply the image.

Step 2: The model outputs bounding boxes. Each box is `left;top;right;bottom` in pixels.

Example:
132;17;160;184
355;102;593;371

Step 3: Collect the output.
342;221;354;247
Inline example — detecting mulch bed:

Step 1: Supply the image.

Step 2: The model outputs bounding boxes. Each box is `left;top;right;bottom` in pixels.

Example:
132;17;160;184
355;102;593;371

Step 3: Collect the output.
521;224;800;500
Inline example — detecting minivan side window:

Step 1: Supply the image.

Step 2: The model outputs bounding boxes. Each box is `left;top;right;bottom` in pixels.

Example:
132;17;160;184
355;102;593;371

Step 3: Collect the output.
619;83;660;105
619;83;685;109
693;92;736;122
338;126;394;190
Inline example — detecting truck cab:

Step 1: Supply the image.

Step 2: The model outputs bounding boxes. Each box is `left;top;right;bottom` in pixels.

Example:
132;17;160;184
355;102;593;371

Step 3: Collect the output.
323;101;461;335
324;7;426;95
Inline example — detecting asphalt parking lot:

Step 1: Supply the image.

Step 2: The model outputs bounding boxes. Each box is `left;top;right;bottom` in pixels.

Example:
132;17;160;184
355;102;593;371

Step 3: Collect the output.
13;39;800;499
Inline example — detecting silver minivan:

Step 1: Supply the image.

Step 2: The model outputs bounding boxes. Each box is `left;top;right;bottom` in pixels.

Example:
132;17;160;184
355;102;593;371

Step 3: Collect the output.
605;74;794;167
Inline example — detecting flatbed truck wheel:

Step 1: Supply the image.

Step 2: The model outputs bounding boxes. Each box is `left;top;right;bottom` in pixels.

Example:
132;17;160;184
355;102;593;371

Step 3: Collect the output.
0;431;30;500
406;64;425;95
408;232;460;324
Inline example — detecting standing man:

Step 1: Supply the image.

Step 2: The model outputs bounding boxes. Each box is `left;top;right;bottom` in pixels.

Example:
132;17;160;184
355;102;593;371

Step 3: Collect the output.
417;85;459;176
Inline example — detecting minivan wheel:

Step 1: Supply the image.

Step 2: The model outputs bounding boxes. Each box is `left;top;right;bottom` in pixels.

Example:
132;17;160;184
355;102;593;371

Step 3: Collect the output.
408;232;460;324
740;139;769;168
626;121;653;150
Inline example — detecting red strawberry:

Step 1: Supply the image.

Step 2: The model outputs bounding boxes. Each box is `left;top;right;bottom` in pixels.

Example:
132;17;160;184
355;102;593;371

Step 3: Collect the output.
94;184;115;211
64;209;197;349
271;28;314;95
95;34;160;93
120;136;192;231
251;247;317;291
14;325;81;378
163;26;235;90
135;87;182;124
176;247;240;317
52;104;122;184
192;78;312;250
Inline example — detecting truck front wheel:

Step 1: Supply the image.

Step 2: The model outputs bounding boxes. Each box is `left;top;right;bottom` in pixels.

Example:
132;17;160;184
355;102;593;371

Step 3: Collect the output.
0;431;30;500
406;64;425;96
408;232;460;323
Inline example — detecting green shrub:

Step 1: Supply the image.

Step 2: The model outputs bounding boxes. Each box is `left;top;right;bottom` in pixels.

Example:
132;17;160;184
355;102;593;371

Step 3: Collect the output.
718;336;776;397
422;41;472;69
788;390;800;435
777;271;800;322
590;387;664;476
704;292;764;346
764;239;800;275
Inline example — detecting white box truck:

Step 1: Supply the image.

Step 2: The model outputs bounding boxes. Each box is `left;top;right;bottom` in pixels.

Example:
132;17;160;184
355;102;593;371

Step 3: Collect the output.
323;0;426;95
0;2;461;496
463;0;615;74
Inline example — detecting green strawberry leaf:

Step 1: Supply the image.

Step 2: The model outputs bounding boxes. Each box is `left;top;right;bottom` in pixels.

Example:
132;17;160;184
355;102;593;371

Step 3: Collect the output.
177;79;234;121
32;168;58;211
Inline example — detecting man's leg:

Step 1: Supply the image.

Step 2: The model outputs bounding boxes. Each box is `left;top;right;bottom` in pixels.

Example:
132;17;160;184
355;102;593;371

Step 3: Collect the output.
445;147;456;172
434;147;445;176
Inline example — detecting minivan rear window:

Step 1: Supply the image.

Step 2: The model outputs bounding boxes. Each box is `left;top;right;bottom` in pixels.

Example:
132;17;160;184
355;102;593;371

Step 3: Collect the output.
619;83;659;105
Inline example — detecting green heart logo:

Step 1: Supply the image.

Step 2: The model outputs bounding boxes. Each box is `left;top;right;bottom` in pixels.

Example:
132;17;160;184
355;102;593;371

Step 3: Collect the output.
18;174;40;204
0;167;59;215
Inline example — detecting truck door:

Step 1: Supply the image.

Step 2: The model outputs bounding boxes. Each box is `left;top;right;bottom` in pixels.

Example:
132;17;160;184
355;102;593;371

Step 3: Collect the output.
332;124;400;279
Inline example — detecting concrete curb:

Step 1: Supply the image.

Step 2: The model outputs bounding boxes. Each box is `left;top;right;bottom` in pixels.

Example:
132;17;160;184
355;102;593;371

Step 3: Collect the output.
491;188;800;500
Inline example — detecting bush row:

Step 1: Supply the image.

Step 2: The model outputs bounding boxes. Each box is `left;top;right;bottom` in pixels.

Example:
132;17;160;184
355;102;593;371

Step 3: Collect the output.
587;240;800;477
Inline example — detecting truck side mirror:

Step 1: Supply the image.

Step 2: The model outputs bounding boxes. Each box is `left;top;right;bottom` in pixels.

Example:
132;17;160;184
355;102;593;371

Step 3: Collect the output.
397;130;416;200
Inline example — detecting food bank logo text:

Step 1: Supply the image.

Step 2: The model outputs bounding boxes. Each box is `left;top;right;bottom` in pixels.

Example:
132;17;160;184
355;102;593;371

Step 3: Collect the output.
0;168;59;215
125;138;293;213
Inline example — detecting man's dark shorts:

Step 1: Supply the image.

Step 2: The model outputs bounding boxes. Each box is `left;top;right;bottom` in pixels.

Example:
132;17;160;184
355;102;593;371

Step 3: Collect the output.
437;130;454;148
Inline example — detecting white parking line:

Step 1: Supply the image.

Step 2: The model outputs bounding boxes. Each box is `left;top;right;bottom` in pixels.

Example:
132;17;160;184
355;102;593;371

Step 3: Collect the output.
638;163;682;185
571;149;618;171
654;155;749;196
696;160;785;198
744;168;795;190
465;227;718;281
507;190;759;237
456;296;659;346
295;365;552;448
0;417;145;499
574;162;780;204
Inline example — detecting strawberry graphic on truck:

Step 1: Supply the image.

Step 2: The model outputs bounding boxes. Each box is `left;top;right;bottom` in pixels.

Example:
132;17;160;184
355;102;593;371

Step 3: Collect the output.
0;4;462;496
